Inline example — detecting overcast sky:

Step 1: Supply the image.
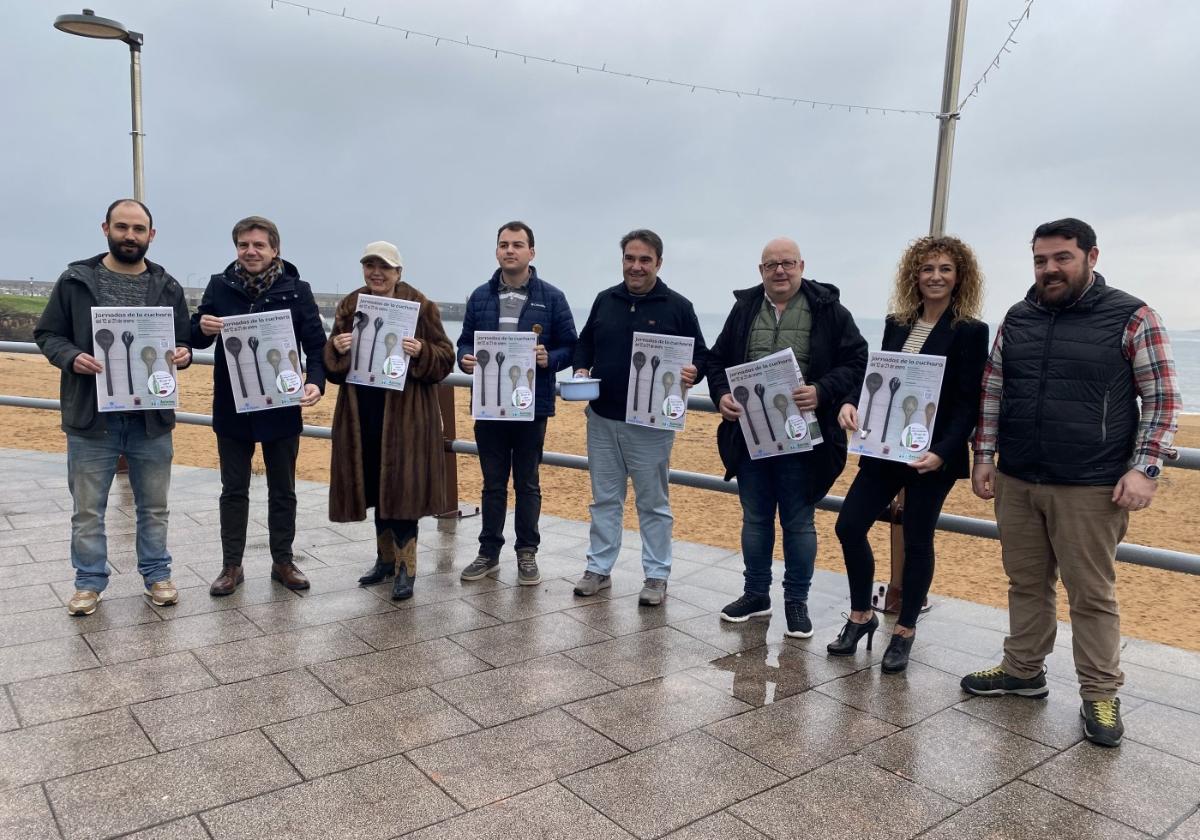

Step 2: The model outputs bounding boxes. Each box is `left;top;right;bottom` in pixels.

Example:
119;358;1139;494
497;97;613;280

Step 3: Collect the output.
4;0;1198;328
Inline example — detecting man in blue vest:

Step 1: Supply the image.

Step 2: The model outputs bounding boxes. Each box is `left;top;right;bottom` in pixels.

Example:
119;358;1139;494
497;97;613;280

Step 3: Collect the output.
962;218;1180;747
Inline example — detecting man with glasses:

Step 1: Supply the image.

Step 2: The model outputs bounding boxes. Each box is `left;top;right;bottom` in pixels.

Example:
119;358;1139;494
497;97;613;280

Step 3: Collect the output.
706;237;867;637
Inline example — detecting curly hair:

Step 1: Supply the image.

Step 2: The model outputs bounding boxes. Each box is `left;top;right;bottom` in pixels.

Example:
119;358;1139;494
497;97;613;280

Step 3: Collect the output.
888;235;984;326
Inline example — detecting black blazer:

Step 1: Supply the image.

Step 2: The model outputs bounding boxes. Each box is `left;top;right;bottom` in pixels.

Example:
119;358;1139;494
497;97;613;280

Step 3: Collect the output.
872;311;989;479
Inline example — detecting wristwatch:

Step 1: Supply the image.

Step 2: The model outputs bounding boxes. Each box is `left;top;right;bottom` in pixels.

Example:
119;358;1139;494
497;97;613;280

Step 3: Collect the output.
1136;464;1161;479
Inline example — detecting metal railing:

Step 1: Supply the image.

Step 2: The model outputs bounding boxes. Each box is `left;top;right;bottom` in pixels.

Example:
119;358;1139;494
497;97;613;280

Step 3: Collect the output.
3;340;1198;575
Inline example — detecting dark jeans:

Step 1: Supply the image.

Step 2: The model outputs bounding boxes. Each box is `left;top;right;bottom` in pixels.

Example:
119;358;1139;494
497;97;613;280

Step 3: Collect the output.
474;417;547;558
217;434;299;566
737;453;817;603
835;458;956;628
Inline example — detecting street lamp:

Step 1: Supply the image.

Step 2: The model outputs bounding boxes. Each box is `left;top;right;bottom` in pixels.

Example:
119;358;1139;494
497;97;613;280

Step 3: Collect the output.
53;9;145;201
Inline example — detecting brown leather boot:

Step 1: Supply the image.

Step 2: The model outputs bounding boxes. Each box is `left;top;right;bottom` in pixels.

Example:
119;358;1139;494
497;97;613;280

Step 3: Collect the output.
358;533;396;586
391;538;416;601
209;564;244;597
271;559;310;590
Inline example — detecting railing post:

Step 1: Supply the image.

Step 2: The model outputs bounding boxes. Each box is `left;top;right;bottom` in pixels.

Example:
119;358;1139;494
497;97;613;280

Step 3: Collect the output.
435;381;478;520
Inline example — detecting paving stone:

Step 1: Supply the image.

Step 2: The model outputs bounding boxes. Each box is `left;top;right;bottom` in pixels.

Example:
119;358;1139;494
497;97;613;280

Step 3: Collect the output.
0;694;17;733
1122;637;1200;676
669;609;798;655
310;637;490;704
449;611;612;667
239;587;394;633
147;575;301;619
0;784;60;840
84;608;262;665
566;593;708;637
132;668;343;751
10;651;217;726
1043;646;1200;714
813;658;968;726
433;653;617;727
462;577;585;622
564;672;750;752
384;571;511;614
1023;739;1200;835
0;545;34;567
264;685;475;778
684;642;855;706
1168;811;1200;840
564;626;727;687
410;708;626;809
730;754;957;840
120;816;212;839
954;690;1103;750
0;583;61;616
909;640;999;679
1124;700;1200;764
301;539;381;567
0;596;160;648
661;812;769;839
194;622;373;683
0;635;99;685
48;566;208;603
665;582;740;613
403;782;635;840
0;707;154;789
342;598;501;651
562;730;784;839
918;780;1145;840
45;730;300;840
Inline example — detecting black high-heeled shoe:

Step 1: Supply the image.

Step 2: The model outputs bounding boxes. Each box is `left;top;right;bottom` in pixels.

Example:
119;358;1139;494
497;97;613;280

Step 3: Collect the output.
881;632;915;673
826;612;879;656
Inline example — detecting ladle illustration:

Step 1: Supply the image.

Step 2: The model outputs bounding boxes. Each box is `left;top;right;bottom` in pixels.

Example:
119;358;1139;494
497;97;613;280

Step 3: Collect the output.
880;376;902;442
351;311;369;370
287;349;301;376
860;372;883;436
646;356;661;413
494;351;506;405
733;385;759;445
901;395;919;428
661;370;675;399
476;349;491;407
525;368;534;390
925;401;937;428
94;329;115;397
140;346;158;387
247;336;266;395
382;333;398;368
755;383;776;442
266;348;283;390
367;316;384;371
509;365;521;403
225;337;248;399
631;351;646;410
773;392;791;425
121;331;135;394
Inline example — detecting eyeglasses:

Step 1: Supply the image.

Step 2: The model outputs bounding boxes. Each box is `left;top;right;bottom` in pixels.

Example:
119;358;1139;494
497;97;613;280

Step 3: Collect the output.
761;260;800;272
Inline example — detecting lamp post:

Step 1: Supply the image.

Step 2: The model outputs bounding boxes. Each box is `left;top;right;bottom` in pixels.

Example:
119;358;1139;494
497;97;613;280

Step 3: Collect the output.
53;9;145;201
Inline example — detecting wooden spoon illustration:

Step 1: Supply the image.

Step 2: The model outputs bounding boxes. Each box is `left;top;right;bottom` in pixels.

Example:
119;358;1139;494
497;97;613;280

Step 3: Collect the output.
94;329;115;397
901;395;919;428
661;370;675;399
383;332;398;368
367;317;384;372
247;336;266;395
351;311;369;370
287;349;301;376
733;385;759;445
773;392;791;423
508;365;521;404
925;401;937;428
140;346;158;385
526;368;534;390
755;383;776;442
631;351;646;411
880;376;902;442
860;372;883;436
646;356;661;413
266;348;283;390
476;349;491;407
121;331;136;394
225;337;248;399
494;351;506;406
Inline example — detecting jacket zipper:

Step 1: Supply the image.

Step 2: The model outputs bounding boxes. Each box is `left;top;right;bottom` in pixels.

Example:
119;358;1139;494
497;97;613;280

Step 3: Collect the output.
1032;311;1057;480
1101;389;1109;443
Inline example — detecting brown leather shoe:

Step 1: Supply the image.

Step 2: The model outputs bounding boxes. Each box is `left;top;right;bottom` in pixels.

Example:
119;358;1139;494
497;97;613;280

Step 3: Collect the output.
271;560;310;590
209;565;244;597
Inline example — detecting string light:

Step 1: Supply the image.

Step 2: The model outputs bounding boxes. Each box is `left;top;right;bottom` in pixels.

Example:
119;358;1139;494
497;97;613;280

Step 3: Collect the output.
958;0;1035;111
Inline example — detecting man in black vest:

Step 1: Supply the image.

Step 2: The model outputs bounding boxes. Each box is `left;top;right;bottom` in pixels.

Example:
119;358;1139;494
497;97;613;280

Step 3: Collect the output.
962;218;1180;748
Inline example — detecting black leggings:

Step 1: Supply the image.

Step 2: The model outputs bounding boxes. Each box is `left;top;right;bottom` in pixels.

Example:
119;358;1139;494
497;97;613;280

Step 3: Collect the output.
834;458;956;628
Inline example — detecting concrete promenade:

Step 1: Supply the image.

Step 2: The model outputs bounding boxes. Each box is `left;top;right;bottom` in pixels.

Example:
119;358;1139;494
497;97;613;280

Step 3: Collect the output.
1;446;1198;839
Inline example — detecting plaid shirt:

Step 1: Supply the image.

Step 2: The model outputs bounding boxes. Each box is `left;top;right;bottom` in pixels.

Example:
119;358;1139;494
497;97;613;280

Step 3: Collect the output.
974;288;1179;470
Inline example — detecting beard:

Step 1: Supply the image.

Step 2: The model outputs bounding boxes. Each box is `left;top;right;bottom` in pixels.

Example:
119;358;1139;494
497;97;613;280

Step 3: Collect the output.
1037;263;1090;309
107;234;148;265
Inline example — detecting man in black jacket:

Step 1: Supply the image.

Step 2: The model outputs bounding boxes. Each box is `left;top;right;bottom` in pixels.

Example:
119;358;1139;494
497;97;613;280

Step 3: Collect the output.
572;229;709;606
190;216;326;596
35;199;193;615
706;237;867;637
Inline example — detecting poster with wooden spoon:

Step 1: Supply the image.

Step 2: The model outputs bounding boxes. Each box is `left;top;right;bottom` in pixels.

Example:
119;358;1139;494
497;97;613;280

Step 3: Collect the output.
471;330;537;421
723;347;819;459
626;331;694;431
344;293;421;391
848;350;945;463
219;310;304;413
90;307;179;412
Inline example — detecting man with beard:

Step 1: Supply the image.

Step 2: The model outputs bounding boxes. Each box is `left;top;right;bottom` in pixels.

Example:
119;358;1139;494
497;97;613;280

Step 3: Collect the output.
35;199;192;615
191;216;326;596
962;218;1179;748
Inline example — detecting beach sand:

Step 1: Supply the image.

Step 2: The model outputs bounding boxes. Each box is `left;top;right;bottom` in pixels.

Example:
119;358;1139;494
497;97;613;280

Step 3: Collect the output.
3;350;1198;651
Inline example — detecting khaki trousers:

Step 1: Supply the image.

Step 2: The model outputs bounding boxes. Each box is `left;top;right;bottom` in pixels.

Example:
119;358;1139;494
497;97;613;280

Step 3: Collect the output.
994;472;1128;700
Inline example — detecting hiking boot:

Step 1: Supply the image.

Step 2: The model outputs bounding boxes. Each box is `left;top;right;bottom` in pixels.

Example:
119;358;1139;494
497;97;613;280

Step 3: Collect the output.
784;600;813;638
145;580;178;607
639;577;668;606
516;550;541;586
271;560;310;591
1081;698;1124;747
461;554;500;581
209;564;244;596
574;570;611;597
720;593;772;623
67;589;102;616
960;665;1049;698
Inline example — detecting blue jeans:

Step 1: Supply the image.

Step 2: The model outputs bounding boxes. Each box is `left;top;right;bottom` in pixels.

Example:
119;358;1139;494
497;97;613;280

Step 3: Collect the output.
736;453;816;602
584;410;675;580
66;414;174;592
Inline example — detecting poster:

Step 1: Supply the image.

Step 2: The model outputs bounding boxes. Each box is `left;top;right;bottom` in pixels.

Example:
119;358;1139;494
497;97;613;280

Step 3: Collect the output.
471;331;537;421
90;306;179;412
345;294;421;391
725;348;822;459
625;332;694;431
848;350;946;463
219;310;304;413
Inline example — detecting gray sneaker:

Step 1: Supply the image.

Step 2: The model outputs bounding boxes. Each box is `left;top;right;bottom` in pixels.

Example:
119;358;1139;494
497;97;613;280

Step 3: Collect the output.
639;577;668;606
461;554;500;581
573;570;611;597
517;550;542;586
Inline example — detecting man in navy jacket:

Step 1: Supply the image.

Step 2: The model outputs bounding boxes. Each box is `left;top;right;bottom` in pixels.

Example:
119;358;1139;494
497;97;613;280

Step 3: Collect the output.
456;221;576;585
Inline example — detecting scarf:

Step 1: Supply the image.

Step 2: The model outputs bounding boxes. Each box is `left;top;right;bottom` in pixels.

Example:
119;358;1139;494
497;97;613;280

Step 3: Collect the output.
233;258;284;300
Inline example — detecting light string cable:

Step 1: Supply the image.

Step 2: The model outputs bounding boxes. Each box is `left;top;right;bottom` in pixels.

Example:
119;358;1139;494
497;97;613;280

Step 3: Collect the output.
269;0;940;117
957;0;1035;111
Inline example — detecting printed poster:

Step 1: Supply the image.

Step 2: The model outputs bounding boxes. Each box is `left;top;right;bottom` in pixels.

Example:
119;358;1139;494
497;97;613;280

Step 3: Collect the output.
725;348;822;460
471;331;537;421
848;350;946;464
626;332;694;431
91;306;179;412
345;294;421;391
220;310;304;413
